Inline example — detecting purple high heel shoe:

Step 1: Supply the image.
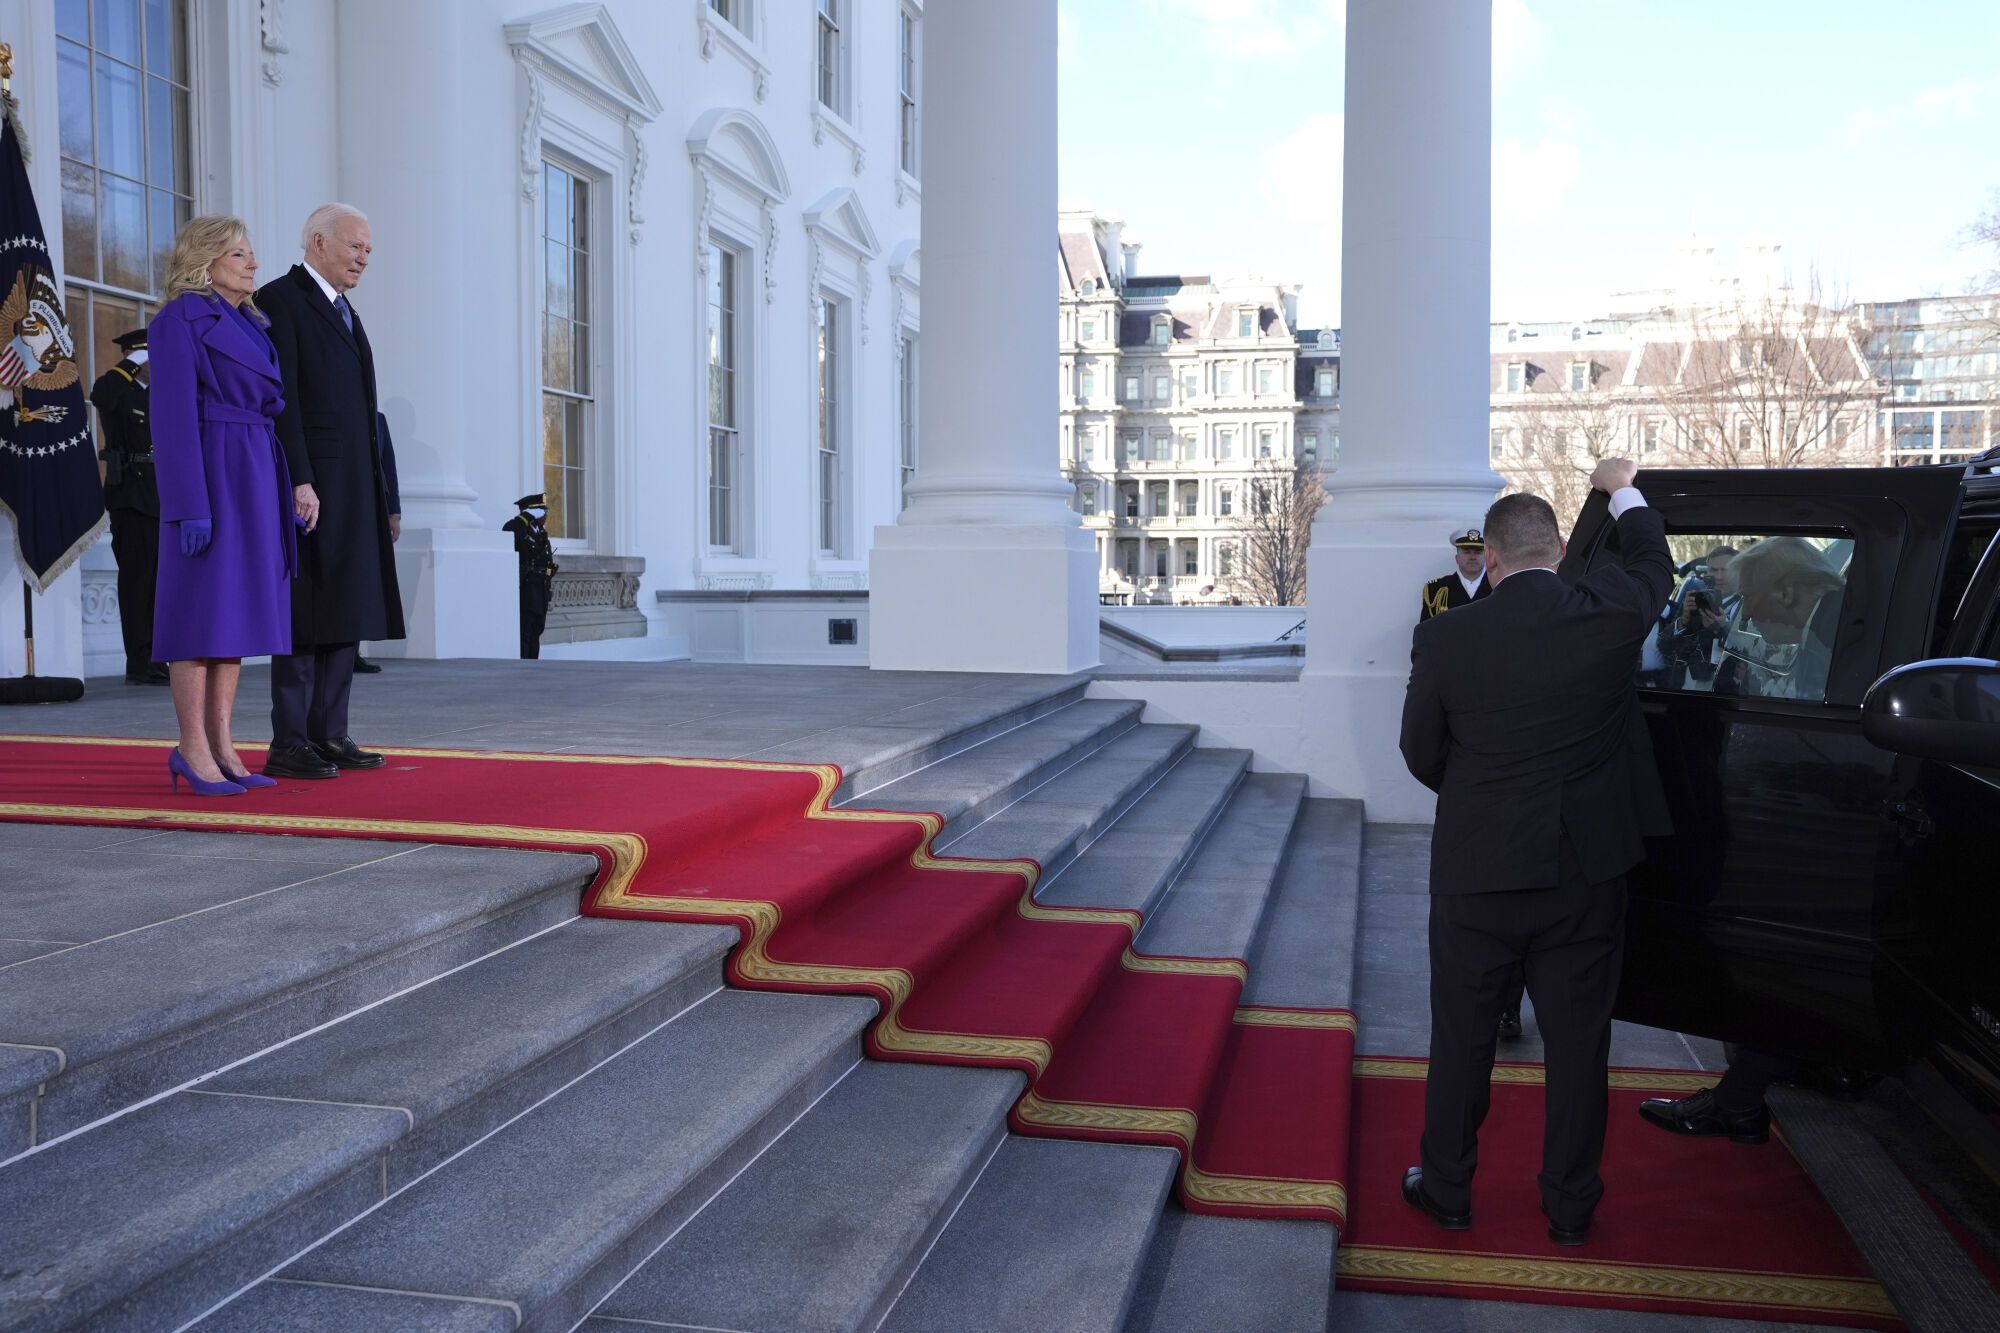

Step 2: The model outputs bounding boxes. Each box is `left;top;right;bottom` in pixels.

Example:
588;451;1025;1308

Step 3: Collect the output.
168;748;246;797
221;767;278;790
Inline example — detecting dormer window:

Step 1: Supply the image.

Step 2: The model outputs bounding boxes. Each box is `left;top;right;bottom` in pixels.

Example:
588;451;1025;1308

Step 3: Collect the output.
1316;328;1335;349
1152;317;1170;347
1568;360;1589;391
1237;309;1255;338
1315;367;1335;398
1080;277;1096;296
1504;362;1525;393
1506;326;1519;344
1569;325;1583;342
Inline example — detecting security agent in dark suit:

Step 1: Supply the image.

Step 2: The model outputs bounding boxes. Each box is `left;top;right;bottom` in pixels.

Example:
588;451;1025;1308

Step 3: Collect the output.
1418;527;1492;621
1398;457;1675;1247
353;410;401;675
90;327;168;684
257;204;404;780
502;493;558;659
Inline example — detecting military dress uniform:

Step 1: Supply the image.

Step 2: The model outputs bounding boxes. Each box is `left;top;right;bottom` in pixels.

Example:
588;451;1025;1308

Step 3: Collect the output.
502;493;559;659
90;329;166;683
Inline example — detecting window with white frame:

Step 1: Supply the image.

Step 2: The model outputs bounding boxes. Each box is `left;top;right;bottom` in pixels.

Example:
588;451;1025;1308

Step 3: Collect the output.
1124;374;1140;402
817;0;846;116
1080;317;1096;342
1153;373;1170;402
1079;481;1097;515
1080;428;1096;462
1218;542;1235;575
1153;318;1170;346
816;293;843;552
1180;366;1198;398
1179;431;1197;461
1216;427;1236;459
1217;364;1236;395
1151;433;1172;462
1490;427;1506;458
1179;484;1198;517
709;0;749;31
541;158;594;539
56;0;194;388
1504;362;1524;393
1237;309;1255;338
1120;431;1140;463
1300;431;1318;464
705;240;742;549
1182;544;1198;575
898;332;918;508
1642;418;1662;454
898;6;919;177
1080;366;1095;398
1315;367;1335;397
1253;481;1273;515
1218;485;1235;518
1256;427;1275;458
1568;360;1589;391
1256;364;1274;395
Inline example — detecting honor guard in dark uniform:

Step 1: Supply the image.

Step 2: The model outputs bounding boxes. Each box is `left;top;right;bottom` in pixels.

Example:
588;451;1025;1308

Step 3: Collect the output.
1419;527;1493;621
502;493;558;659
91;328;167;684
1417;525;1524;1039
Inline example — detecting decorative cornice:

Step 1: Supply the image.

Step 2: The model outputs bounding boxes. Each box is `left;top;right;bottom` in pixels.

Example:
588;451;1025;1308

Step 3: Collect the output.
259;0;289;87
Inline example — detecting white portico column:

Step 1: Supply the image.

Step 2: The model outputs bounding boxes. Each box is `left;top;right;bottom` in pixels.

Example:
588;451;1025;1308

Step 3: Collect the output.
1302;0;1504;821
333;0;515;659
869;0;1099;674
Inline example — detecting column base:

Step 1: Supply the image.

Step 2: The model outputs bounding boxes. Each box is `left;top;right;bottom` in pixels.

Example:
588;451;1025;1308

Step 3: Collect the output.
869;523;1100;674
380;527;521;660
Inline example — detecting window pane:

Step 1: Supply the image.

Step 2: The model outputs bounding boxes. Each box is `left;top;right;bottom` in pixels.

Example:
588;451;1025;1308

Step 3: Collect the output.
570;175;589;252
58;39;92;161
61;160;98;282
571;321;589;395
57;0;88;41
571;245;589;325
146;76;181;186
542;313;568;389
565;398;585;469
93;53;143;179
543;165;565;243
93;0;141;65
147;186;176;291
541;394;564;466
100;172;146;291
143;0;182;81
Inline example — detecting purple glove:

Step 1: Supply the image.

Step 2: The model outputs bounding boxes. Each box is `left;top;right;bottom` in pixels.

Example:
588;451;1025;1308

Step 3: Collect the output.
177;518;212;556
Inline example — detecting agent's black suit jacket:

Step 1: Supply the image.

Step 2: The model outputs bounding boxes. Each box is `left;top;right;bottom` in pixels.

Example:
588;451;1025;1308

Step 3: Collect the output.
258;264;404;645
1400;503;1675;894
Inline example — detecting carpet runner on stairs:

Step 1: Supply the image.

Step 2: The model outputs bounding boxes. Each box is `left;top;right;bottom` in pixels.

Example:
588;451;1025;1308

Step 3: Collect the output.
0;735;1353;1223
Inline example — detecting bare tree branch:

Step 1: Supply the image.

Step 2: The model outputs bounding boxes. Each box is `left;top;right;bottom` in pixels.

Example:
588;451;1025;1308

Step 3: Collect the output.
1231;458;1327;606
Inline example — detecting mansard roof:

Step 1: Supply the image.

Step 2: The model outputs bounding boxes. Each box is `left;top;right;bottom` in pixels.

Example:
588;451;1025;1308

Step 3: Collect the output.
1059;231;1112;294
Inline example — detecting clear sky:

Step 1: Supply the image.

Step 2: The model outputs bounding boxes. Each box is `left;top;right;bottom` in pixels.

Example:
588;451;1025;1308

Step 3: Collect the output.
1057;0;2000;327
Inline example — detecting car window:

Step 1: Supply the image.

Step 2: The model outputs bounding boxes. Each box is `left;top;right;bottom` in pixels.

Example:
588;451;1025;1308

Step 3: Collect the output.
1622;531;1854;703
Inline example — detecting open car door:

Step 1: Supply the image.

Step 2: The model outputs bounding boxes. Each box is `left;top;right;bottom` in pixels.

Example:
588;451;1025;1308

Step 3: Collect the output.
1557;466;1964;1069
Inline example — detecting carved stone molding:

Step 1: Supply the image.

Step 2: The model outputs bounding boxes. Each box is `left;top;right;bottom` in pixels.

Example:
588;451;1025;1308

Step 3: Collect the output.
696;571;776;592
518;64;545;200
80;571;119;625
762;205;778;304
810;570;866;591
259;0;289;88
857;264;871;345
694;165;716;276
627;121;648;245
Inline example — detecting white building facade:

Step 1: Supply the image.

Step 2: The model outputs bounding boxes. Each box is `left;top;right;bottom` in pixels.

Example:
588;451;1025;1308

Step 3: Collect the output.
1057;211;1339;605
0;0;924;675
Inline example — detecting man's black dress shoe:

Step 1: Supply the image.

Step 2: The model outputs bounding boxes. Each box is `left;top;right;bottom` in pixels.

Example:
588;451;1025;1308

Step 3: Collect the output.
264;744;340;780
1541;1200;1591;1246
1401;1167;1472;1231
312;736;386;770
1498;1006;1523;1040
354;657;382;674
125;665;169;685
1636;1087;1770;1144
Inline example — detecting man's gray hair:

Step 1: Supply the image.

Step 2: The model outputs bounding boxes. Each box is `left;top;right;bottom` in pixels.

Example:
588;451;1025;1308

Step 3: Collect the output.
301;202;368;252
1483;492;1562;567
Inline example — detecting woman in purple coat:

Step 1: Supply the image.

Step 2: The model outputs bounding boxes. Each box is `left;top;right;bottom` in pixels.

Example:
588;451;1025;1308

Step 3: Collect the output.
151;217;297;796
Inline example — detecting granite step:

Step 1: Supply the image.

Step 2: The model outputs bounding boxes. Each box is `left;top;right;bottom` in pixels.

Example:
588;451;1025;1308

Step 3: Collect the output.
1131;772;1309;963
213;989;876;1333
880;1136;1180;1333
0;1088;404;1333
0;841;596;1151
203;916;735;1190
824;677;1093;803
1122;797;1366;1333
587;1061;1024;1333
850;698;1148;837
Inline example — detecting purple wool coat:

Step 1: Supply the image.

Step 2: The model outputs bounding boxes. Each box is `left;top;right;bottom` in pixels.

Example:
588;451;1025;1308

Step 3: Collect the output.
149;290;296;662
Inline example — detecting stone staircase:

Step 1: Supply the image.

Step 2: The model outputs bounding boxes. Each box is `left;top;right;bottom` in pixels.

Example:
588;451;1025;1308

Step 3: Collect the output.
0;678;1362;1333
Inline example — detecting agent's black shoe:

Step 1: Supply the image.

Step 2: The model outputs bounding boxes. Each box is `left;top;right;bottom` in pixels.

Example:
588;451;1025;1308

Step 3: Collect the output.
1541;1200;1591;1246
354;657;382;674
1401;1167;1472;1231
125;665;169;685
1498;1007;1523;1040
1637;1087;1770;1144
311;736;386;770
263;744;339;780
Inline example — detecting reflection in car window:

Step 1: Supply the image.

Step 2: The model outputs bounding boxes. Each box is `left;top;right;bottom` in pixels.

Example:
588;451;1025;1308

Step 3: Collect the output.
1623;532;1853;703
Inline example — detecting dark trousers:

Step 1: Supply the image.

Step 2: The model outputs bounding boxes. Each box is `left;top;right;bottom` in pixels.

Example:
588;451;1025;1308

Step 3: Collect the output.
520;587;548;660
1422;843;1628;1228
270;642;358;748
108;506;159;674
1714;1046;1796;1111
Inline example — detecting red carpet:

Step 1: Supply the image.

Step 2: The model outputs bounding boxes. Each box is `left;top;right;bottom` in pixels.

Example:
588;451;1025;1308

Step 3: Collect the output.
1337;1056;1899;1327
0;735;1352;1223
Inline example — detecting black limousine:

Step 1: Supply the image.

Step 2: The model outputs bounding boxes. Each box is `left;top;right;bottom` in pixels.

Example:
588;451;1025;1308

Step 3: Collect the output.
1559;453;2000;1114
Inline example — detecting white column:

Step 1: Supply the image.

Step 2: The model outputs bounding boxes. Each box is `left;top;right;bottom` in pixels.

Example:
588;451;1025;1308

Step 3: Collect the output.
334;0;514;658
869;0;1098;674
1302;0;1503;821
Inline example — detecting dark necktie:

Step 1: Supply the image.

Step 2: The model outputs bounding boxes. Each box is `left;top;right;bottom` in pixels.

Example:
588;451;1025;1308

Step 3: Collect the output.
334;293;353;334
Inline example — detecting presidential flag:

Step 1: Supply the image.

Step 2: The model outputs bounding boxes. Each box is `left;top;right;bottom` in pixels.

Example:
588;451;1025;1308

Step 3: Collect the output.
0;102;103;593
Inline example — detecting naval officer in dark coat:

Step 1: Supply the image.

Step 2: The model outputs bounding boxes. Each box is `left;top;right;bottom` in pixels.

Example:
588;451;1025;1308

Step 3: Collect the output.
1419;527;1492;620
502;493;558;659
257;203;403;779
91;327;167;684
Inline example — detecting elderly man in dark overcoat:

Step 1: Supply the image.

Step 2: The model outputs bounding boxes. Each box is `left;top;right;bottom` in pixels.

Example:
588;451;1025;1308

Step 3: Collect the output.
257;202;404;780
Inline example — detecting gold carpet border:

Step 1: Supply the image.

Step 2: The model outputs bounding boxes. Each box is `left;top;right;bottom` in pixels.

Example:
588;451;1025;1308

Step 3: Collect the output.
3;737;1358;1220
1336;1245;1895;1318
1354;1058;1715;1094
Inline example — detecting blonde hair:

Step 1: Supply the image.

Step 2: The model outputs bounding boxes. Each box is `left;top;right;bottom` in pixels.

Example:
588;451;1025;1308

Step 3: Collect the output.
162;215;263;319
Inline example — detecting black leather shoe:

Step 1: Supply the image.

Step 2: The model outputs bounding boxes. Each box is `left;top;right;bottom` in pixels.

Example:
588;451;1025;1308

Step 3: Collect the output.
311;736;386;770
1541;1200;1591;1246
353;657;382;674
1401;1167;1472;1231
264;743;339;780
1637;1087;1770;1144
1498;1007;1523;1040
126;665;169;685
